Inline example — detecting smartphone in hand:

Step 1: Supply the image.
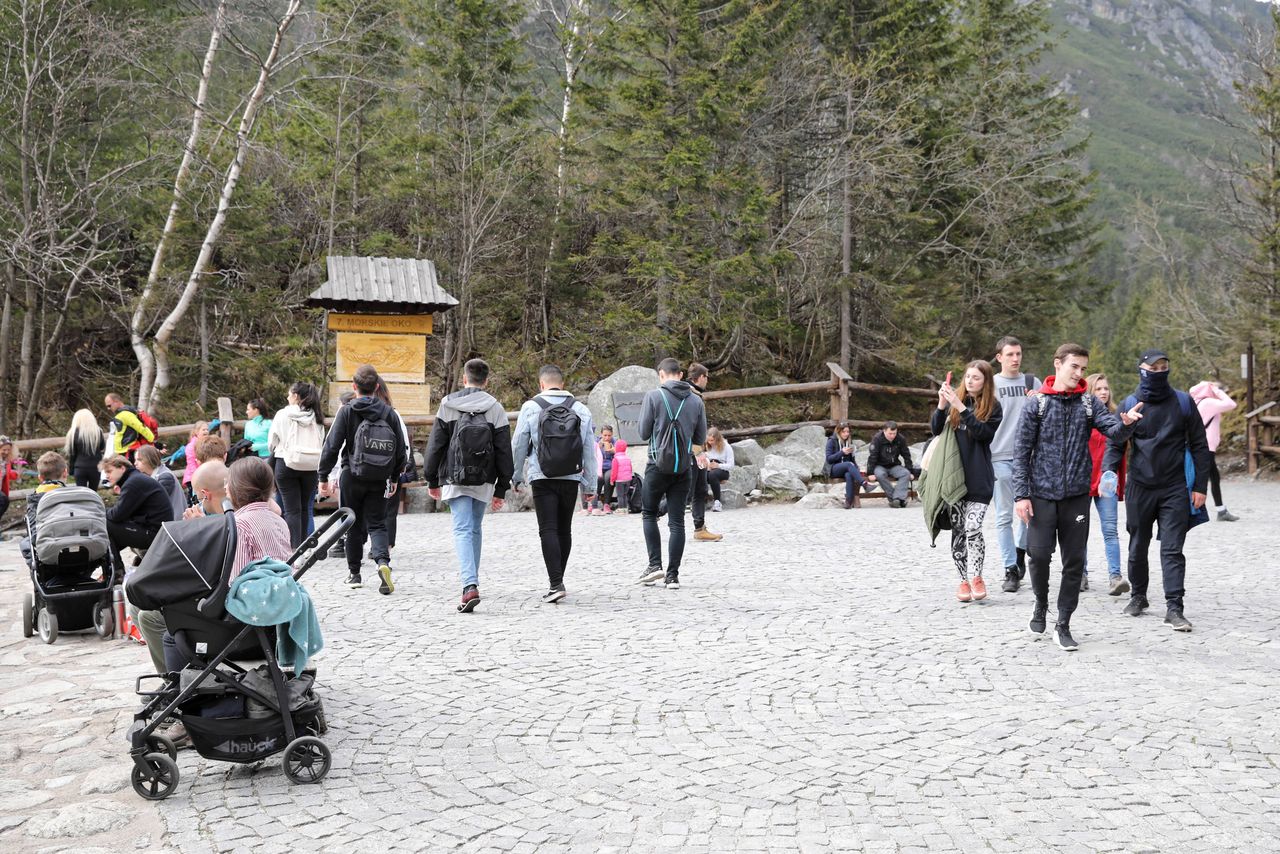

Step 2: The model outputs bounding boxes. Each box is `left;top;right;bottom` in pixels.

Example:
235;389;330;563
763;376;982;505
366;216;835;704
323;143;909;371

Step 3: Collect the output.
945;371;952;386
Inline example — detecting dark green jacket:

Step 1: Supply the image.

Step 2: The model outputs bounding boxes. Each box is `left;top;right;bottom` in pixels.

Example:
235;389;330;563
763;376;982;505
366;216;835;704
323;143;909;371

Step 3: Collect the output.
918;422;967;546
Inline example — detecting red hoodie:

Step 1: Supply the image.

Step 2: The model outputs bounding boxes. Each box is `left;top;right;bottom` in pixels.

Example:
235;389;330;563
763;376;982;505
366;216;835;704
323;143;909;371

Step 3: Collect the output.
1035;376;1126;499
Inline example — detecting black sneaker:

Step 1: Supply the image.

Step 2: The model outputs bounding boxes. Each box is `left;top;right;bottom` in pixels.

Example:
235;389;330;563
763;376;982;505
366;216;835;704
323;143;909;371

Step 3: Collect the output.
1164;607;1193;632
377;564;394;595
665;572;680;590
1053;623;1079;651
541;585;567;604
1122;596;1148;617
1028;602;1047;635
637;565;664;585
1001;568;1019;593
345;572;363;588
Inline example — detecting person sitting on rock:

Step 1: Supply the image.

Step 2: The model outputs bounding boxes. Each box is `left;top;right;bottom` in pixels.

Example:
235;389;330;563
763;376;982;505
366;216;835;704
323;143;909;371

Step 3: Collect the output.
867;421;915;508
825;422;874;510
703;427;734;512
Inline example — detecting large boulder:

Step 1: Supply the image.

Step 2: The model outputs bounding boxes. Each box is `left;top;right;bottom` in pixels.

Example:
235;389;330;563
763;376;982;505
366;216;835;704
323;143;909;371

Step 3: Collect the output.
402;485;438;514
726;464;759;494
717;487;750;510
796;492;844;510
759;454;810;481
497;486;534;513
730;439;766;467
759;459;808;499
769;425;829;477
587;365;659;435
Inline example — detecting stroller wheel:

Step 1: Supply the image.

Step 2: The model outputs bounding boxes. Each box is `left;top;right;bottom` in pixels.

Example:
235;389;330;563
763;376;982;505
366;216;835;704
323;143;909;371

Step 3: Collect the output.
282;736;330;784
94;602;114;639
37;609;58;645
131;752;179;800
146;733;177;761
21;593;33;638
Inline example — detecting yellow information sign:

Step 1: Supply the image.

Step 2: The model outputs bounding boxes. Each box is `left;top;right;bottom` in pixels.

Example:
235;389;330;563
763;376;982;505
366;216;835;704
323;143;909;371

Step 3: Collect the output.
328;313;433;335
330;382;431;416
335;332;426;383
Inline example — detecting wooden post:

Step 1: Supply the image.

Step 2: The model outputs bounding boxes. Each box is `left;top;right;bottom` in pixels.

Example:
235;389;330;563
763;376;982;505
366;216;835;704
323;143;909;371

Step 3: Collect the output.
217;397;234;444
1247;342;1256;475
827;362;851;424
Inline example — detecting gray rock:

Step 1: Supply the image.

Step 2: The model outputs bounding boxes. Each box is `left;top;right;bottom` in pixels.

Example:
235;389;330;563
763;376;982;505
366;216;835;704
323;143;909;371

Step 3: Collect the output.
402;485;436;514
0;815;27;833
717;488;750;510
768;426;828;477
759;454;810;480
726;465;759;495
81;766;128;795
795;492;844;510
729;439;766;467
758;465;807;499
586;365;659;438
24;800;134;838
497;487;534;513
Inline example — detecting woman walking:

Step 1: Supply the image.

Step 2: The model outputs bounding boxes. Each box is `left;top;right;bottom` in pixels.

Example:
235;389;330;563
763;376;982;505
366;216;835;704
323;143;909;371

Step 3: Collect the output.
268;382;326;548
1189;380;1239;521
704;427;734;512
931;361;1003;602
64;409;107;488
1085;373;1129;596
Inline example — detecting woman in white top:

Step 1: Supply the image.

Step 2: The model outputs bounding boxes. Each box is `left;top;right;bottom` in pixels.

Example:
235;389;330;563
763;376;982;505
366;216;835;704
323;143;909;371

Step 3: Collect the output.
267;382;326;548
704;427;734;512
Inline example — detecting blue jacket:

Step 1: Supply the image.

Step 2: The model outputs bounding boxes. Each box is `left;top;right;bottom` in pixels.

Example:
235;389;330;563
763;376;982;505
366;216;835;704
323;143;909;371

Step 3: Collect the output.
511;389;597;491
825;435;856;468
1012;377;1134;502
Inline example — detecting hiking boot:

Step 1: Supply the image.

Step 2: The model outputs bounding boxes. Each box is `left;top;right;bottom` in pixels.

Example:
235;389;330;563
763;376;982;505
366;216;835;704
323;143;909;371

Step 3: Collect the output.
159;717;191;749
1016;548;1027;579
956;581;972;603
458;585;480;613
970;576;987;601
345;572;363;589
1028;602;1048;635
1164;607;1193;632
1053;623;1079;652
1123;596;1149;617
852;493;862;509
1080;575;1089;592
1001;568;1020;593
1217;509;1239;522
694;528;723;542
541;585;567;604
1108;576;1130;597
843;498;854;510
377;564;394;595
638;565;664;585
664;572;680;590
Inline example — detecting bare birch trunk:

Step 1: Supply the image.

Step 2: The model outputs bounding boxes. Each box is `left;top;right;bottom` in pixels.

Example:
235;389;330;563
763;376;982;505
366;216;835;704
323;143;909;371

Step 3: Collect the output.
16;277;36;432
148;0;302;410
133;0;227;407
198;294;210;409
0;267;12;433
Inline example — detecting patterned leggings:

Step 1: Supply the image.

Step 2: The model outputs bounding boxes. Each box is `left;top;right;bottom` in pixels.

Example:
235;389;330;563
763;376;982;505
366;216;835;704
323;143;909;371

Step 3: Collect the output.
950;501;988;581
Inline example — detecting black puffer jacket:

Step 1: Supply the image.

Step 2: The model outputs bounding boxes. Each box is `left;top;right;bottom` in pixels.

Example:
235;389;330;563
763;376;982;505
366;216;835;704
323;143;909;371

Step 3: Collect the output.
930;399;1002;503
867;432;913;472
1013;377;1133;501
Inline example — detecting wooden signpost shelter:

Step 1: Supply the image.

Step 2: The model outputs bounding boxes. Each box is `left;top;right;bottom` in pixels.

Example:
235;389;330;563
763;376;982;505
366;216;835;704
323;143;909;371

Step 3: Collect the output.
306;256;459;415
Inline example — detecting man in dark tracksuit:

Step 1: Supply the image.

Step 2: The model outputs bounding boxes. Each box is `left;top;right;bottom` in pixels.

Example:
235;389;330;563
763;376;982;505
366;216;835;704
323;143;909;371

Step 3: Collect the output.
1103;349;1211;632
1013;343;1140;652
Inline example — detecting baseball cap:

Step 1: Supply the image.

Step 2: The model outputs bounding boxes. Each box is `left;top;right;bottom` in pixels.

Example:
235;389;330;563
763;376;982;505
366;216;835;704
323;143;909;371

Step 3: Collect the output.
1137;348;1169;368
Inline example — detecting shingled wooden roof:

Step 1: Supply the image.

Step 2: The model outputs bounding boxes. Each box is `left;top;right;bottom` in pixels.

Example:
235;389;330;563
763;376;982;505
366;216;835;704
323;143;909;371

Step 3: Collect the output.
306;256;459;315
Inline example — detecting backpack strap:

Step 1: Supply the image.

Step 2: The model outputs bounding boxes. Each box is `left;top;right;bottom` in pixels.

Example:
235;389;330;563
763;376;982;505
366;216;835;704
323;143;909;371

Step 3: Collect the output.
1036;392;1048;419
1082;393;1095;427
1024;374;1035;392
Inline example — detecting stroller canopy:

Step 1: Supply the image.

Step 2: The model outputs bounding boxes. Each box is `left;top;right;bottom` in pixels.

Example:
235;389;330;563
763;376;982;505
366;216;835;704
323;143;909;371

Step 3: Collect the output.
126;514;237;611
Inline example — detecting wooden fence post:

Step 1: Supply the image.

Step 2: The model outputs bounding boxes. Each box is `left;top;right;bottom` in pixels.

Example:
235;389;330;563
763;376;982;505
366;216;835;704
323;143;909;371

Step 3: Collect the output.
827;362;851;424
217;397;234;444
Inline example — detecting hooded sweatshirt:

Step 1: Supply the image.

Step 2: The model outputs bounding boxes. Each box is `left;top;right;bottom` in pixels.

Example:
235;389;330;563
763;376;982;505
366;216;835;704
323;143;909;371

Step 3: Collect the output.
1189;381;1236;454
422;386;514;502
317;397;407;483
1102;371;1210;492
511;389;598;490
638;380;707;469
1014;376;1134;502
268;405;326;471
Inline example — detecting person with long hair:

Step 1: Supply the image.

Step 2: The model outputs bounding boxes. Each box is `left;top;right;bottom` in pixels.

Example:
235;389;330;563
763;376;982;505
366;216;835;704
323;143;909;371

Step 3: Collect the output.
63;408;107;488
930;360;1003;603
1085;373;1129;596
1189;379;1239;522
703;427;734;512
825;422;873;510
371;375;414;556
268;382;327;548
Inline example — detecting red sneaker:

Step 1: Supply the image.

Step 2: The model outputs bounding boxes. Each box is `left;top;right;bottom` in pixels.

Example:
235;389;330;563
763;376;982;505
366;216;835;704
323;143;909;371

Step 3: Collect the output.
971;576;987;601
457;586;480;613
956;581;973;602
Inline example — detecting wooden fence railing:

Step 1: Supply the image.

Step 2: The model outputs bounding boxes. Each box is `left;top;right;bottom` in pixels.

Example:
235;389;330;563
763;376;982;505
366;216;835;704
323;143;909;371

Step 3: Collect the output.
1246;400;1279;475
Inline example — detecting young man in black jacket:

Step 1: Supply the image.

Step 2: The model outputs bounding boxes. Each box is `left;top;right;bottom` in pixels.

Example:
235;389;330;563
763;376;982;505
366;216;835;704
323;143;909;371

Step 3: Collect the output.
101;454;175;573
1013;343;1142;651
318;364;408;595
1102;349;1211;632
867;421;915;508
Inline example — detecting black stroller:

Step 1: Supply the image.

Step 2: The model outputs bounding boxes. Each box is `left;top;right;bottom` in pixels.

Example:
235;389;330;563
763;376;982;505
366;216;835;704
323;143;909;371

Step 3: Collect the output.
20;487;118;644
124;507;354;800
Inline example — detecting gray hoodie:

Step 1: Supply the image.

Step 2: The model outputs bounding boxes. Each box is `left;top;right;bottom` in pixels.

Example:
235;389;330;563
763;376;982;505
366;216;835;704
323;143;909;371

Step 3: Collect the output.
639;380;707;467
422;387;514;502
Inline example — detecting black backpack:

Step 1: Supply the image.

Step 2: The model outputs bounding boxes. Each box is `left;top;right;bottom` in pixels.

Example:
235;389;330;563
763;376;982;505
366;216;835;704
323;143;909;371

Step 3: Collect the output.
649;389;691;475
225;439;255;466
534;395;583;477
627;473;643;513
447;410;496;486
349;412;399;481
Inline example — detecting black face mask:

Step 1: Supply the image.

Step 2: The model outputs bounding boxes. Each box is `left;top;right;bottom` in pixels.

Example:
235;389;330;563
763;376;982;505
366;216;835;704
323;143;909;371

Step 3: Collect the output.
1137;368;1171;403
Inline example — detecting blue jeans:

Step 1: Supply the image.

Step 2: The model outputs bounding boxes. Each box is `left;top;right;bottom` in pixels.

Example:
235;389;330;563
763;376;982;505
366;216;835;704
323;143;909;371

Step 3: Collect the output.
991;460;1027;569
447;495;487;589
830;462;866;503
1088;495;1121;580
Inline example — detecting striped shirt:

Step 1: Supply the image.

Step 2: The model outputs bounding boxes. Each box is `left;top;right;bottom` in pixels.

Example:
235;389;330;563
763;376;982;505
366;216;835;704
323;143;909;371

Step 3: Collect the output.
230;501;293;581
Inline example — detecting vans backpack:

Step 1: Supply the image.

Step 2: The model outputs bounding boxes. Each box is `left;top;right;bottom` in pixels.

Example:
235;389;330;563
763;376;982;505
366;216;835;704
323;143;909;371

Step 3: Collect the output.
447;410;496;486
534;396;584;477
282;418;324;471
649;389;691;475
349;413;399;481
33;487;109;565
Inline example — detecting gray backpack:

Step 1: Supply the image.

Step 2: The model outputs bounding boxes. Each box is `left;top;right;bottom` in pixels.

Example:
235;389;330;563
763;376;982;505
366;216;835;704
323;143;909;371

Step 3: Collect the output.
33;487;109;565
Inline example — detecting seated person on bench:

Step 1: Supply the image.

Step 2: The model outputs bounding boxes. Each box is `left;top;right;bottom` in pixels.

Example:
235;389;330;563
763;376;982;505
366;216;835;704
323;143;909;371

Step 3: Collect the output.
101;454;175;572
825;422;874;510
867;420;917;508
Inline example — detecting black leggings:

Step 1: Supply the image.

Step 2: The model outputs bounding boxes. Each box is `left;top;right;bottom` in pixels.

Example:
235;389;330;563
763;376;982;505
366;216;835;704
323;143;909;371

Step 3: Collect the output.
532;479;579;587
707;467;730;501
275;462;318;549
1208;452;1223;507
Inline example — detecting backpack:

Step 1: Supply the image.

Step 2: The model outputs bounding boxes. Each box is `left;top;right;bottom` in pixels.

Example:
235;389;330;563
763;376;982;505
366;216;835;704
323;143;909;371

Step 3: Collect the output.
225;439;255;466
137;410;159;443
33;487;109;565
627;473;643;513
649;389;692;475
281;417;324;471
534;395;584;478
349;412;399;481
447;410;496;486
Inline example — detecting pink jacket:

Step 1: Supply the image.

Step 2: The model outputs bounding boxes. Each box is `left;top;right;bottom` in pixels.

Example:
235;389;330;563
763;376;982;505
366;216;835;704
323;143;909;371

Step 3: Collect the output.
183;436;201;485
1189;381;1236;453
610;441;633;484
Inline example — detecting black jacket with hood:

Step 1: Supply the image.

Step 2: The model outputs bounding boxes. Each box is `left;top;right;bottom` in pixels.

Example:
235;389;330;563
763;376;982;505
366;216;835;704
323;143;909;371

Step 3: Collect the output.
1103;372;1211;493
318;396;407;482
422;386;514;494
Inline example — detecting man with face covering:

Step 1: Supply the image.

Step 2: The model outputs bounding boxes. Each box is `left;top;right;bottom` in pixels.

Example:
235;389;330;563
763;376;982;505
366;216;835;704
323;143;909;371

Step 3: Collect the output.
1102;348;1211;632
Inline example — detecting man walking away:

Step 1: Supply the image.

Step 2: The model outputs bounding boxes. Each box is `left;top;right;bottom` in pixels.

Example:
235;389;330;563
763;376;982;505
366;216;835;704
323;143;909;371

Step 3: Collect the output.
318;364;408;595
511;365;597;604
104;393;157;460
423;358;514;613
685;363;723;542
1013;343;1142;652
868;421;915;508
637;358;708;589
989;337;1040;593
1104;349;1211;632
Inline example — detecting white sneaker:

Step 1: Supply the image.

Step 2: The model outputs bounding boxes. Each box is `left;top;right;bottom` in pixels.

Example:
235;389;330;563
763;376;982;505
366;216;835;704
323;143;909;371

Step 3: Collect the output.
711;500;723;512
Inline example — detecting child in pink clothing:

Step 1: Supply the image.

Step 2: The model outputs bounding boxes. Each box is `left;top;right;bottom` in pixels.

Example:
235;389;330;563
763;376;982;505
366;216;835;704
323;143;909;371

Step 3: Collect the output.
1189;380;1239;521
610;440;634;513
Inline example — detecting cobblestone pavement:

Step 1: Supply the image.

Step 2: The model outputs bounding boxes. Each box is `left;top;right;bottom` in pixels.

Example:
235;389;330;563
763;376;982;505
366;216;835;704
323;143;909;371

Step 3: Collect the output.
1;479;1278;853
